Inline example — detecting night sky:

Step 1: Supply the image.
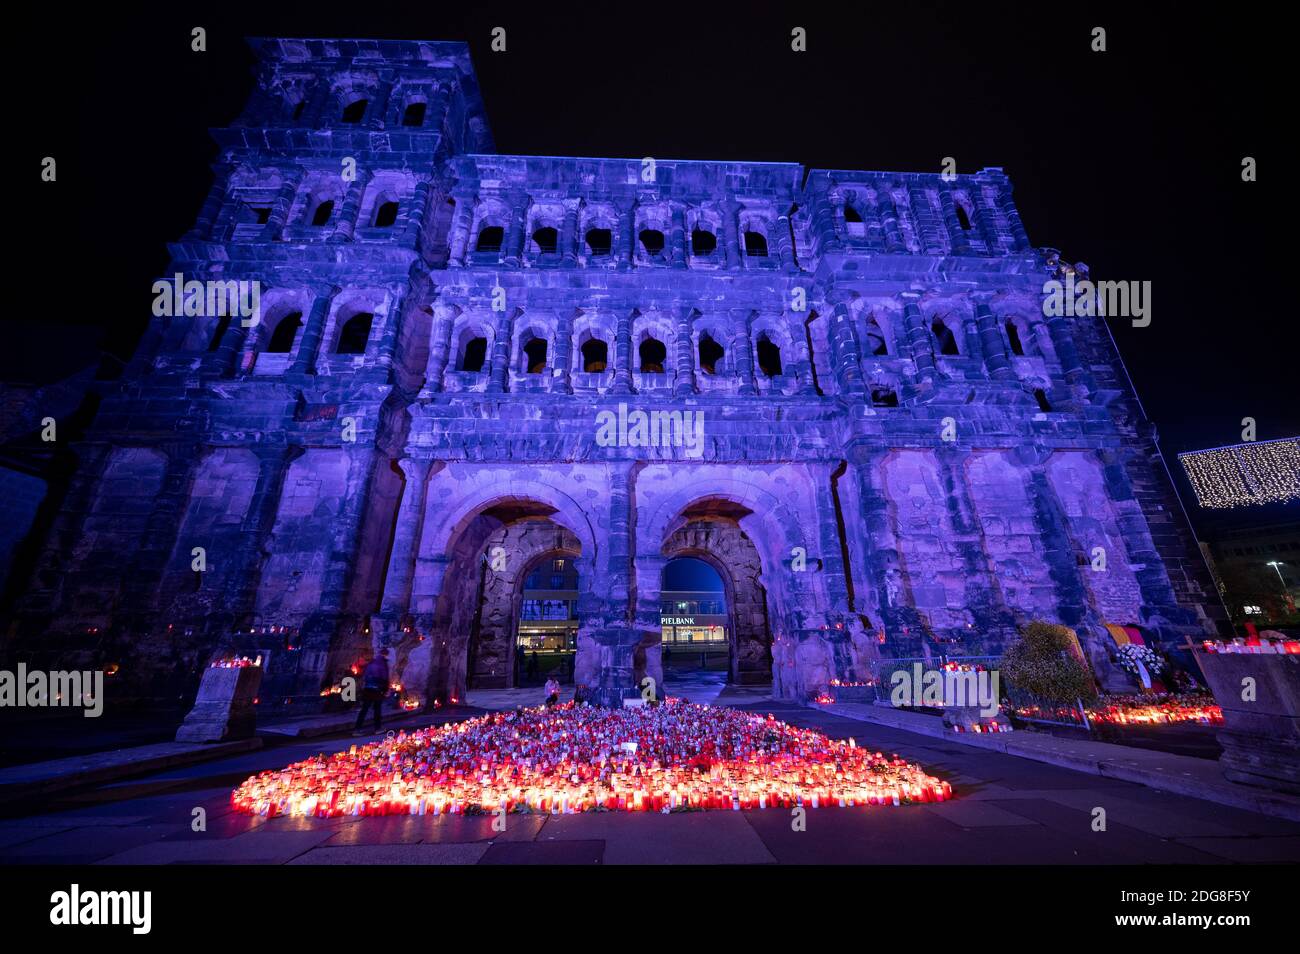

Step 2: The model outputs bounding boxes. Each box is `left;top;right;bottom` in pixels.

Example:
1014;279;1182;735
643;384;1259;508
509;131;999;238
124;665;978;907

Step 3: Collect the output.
18;3;1290;539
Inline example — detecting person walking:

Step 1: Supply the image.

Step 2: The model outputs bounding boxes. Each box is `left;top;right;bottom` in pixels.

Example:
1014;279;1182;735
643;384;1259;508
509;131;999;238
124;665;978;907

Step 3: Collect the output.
354;653;390;734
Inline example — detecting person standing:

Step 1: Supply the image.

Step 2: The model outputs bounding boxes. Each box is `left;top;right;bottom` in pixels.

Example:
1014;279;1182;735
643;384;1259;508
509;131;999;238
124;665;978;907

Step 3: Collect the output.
354;653;390;734
544;675;561;706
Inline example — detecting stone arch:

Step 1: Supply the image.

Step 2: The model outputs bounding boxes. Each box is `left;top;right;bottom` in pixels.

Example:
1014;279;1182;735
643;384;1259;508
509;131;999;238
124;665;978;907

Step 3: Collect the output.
467;520;583;689
662;519;772;684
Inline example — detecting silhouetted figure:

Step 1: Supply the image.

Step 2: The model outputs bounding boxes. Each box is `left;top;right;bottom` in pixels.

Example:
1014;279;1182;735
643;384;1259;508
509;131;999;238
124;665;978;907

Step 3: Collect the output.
354;654;390;734
527;651;539;680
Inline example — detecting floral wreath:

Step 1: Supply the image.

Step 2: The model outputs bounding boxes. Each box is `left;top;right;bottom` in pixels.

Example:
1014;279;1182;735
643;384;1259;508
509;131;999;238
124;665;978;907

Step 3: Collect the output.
1114;643;1166;677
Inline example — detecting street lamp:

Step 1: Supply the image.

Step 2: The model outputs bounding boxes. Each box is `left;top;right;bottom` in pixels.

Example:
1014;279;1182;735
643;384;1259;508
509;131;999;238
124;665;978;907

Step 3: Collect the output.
1266;561;1288;589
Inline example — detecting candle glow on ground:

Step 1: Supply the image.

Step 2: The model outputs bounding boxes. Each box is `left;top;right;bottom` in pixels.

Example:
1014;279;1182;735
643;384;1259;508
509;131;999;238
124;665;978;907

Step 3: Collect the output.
230;700;953;817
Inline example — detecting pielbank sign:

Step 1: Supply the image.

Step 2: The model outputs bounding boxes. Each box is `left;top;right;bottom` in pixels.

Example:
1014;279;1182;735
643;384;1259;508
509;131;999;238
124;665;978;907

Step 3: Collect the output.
660;616;696;626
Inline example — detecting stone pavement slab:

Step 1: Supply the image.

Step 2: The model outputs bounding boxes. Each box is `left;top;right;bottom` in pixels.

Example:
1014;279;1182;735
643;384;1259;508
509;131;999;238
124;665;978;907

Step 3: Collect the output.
288;843;489;865
95;828;335;864
478;840;603;864
539;811;777;864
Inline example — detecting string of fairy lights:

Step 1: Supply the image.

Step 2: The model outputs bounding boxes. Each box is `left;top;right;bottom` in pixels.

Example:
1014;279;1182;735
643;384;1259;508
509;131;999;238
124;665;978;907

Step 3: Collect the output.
1179;438;1300;509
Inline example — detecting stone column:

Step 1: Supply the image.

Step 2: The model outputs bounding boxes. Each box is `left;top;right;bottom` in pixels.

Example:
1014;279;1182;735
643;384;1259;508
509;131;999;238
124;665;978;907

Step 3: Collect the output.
289;286;337;376
186;165;233;241
616;198;636;270
939;185;972;254
900;293;938;384
331;169;371;242
560;199;581;266
972;187;1004;251
447;192;476;265
732;309;758;396
974;299;1015;380
1000;183;1031;250
486;306;517;393
1098;449;1181;609
672;306;697;396
263;169;303;240
365;80;393;129
773;204;798;270
789;312;818;395
844;446;927;656
297;447;381;695
1045;310;1091;390
223;445;301;632
203;304;257;378
1024;455;1093;632
827;300;867;397
370;285;407;377
378;458;432;619
421;302;460;396
120;442;200;627
810;189;841;254
908;185;944;254
610;308;635;394
877;182;907;252
669;203;688;268
404;179;432;249
719;198;743;268
590;463;639;708
553;309;574;394
501;193;529;267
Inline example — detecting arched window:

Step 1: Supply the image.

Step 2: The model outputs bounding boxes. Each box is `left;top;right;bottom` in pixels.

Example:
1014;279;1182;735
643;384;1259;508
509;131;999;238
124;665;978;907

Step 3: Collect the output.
476;225;504;253
532;226;558;255
586;228;612;256
743;230;769;257
336;313;373;354
871;386;899;408
955;201;973;231
401;100;426;127
340;97;368;123
310;199;335;227
1033;388;1052;412
523;337;548;374
931;318;959;356
1005;319;1025;356
865;318;889;356
639;229;665;257
581;338;608;372
207;316;232;352
460;336;487;373
757;334;782;377
699;332;725;374
691;228;717;256
639;337;666;373
373;200;399;228
266;312;303;353
843;203;863;223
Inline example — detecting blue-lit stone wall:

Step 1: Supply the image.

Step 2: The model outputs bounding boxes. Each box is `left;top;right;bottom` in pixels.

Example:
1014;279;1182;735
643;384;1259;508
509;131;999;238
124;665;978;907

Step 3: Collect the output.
5;37;1224;707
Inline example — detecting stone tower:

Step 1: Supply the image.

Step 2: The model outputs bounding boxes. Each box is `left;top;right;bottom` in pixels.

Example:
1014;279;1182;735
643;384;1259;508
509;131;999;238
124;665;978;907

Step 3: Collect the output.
5;37;1224;708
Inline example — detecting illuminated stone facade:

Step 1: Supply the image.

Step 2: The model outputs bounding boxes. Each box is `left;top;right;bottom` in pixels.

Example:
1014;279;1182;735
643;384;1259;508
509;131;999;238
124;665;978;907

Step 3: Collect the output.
5;38;1225;708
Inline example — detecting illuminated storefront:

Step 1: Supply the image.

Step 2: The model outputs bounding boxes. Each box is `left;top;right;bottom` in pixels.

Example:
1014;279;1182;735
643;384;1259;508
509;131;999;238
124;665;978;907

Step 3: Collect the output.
516;561;727;681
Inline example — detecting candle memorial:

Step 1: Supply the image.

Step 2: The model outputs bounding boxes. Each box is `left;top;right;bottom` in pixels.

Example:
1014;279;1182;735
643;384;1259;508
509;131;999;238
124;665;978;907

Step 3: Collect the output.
230;700;953;817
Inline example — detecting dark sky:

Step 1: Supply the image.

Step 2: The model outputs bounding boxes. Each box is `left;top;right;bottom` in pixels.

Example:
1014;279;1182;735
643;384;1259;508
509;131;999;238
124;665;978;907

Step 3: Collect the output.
18;2;1291;537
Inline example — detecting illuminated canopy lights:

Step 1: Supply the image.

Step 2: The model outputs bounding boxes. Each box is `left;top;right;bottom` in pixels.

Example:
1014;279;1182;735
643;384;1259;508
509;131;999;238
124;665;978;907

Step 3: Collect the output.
1178;437;1300;509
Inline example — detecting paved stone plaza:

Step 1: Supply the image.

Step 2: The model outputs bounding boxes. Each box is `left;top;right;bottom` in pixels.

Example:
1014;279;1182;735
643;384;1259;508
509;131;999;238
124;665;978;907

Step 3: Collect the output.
3;681;1298;865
